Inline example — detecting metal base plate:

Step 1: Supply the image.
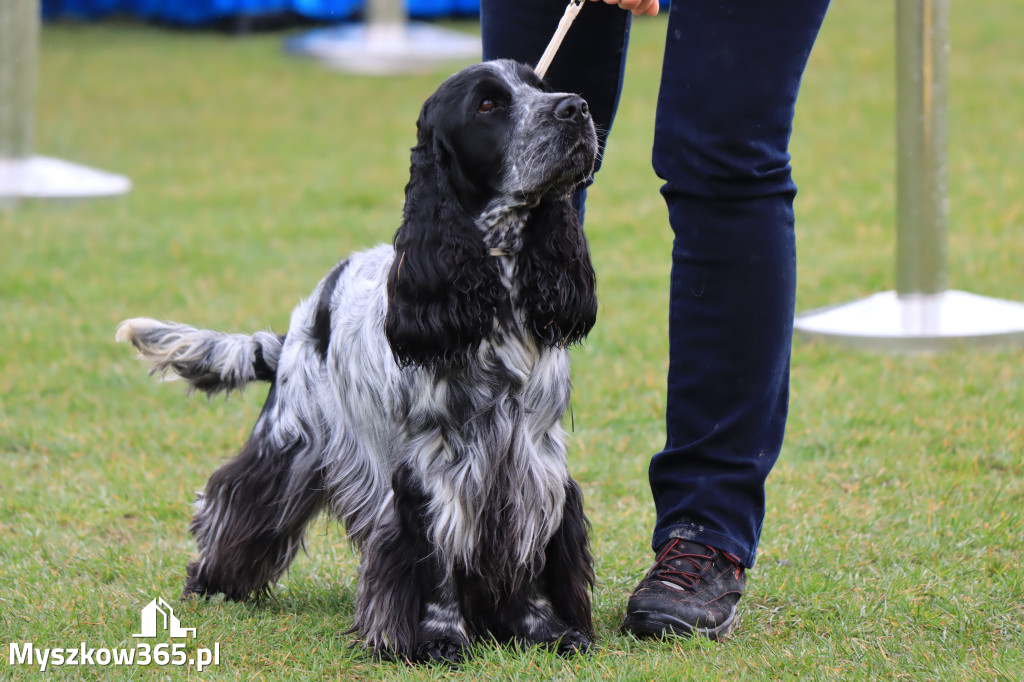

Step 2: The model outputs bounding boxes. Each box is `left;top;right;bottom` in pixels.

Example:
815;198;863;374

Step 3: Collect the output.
285;23;481;75
794;290;1024;352
0;155;131;202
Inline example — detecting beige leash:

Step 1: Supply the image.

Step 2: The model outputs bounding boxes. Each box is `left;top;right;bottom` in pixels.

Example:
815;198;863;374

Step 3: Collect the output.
534;0;586;79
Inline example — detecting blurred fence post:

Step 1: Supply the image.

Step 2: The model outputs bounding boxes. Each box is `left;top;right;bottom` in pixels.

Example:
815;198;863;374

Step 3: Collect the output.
792;0;1024;351
896;0;948;300
284;0;480;75
367;0;404;29
0;0;130;203
0;0;38;160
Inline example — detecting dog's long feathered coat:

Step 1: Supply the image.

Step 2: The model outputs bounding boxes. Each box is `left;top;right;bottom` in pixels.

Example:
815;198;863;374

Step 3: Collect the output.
117;60;599;662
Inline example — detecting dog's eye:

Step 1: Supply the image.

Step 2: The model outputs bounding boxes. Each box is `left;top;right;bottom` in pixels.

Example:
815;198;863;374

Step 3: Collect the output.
477;98;497;114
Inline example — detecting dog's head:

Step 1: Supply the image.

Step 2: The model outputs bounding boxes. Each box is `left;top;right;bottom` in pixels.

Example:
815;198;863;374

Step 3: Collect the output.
416;59;598;214
386;60;599;369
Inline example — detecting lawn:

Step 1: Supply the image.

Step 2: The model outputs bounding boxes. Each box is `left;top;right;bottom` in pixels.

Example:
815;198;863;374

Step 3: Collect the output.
2;2;1023;679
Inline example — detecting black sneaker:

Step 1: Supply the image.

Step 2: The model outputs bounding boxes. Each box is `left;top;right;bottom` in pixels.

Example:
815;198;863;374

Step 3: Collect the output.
620;538;745;640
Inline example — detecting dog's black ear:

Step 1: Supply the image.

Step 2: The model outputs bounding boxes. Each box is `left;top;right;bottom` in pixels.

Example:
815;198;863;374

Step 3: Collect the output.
518;196;597;348
386;106;505;368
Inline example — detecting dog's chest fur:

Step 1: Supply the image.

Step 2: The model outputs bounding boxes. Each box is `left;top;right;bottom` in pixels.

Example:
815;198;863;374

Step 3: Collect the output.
399;272;572;584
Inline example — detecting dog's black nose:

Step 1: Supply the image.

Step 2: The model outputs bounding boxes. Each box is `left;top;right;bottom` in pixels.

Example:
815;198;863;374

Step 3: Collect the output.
554;95;590;124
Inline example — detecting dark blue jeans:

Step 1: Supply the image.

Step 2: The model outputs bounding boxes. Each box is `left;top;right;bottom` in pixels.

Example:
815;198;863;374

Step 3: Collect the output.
482;0;830;568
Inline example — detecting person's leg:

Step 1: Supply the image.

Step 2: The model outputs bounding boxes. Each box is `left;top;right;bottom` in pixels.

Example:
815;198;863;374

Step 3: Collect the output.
623;0;830;639
480;0;631;219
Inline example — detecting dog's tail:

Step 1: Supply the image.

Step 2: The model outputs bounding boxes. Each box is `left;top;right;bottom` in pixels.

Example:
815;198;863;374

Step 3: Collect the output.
116;318;284;397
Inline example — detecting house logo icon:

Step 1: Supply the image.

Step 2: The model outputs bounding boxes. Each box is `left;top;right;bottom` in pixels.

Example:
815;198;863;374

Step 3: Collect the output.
132;597;196;639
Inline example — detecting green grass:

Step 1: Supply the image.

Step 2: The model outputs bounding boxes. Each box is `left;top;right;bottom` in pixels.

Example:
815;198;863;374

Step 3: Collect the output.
3;3;1023;678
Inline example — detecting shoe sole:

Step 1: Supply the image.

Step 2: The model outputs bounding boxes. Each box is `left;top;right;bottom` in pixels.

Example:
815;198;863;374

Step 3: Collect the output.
621;605;738;641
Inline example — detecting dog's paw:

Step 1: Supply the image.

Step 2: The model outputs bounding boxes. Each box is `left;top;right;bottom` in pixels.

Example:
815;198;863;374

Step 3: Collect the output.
413;637;467;665
554;628;592;657
181;574;210;601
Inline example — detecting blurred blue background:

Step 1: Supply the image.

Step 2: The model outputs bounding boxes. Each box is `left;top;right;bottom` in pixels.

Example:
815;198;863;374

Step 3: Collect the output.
41;0;482;26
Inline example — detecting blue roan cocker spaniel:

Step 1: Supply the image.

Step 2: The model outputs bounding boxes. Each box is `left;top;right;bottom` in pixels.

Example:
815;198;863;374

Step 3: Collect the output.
117;59;599;663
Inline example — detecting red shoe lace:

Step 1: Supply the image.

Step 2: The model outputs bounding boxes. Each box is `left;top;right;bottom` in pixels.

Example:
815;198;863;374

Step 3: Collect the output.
649;539;742;591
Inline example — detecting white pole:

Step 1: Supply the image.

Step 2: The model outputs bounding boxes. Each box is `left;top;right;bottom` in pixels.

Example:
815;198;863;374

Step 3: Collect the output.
0;0;38;160
896;0;948;300
0;0;131;203
793;0;1024;351
367;0;404;28
283;0;480;75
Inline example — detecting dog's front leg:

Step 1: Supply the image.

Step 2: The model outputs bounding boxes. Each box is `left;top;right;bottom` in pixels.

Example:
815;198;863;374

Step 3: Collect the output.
354;465;469;663
537;478;595;655
475;480;594;656
494;581;591;656
414;581;471;663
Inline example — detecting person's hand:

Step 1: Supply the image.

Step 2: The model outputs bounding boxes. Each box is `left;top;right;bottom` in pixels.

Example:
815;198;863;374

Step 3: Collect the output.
591;0;659;17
